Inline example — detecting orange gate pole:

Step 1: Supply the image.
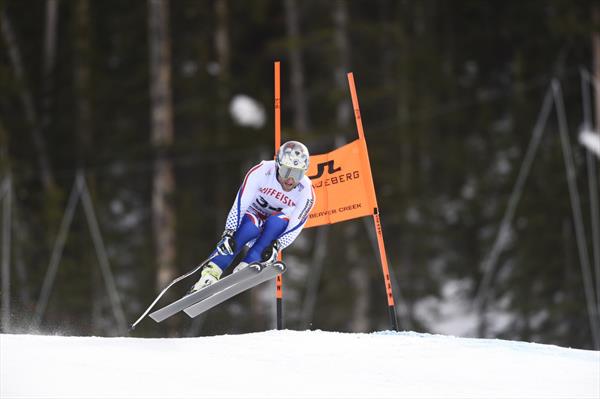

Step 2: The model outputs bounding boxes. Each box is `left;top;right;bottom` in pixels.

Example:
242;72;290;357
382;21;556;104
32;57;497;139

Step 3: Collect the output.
274;61;284;329
347;72;399;331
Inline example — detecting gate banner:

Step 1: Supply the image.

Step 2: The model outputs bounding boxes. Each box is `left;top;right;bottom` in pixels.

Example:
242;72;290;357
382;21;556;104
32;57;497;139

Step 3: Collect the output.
305;139;377;228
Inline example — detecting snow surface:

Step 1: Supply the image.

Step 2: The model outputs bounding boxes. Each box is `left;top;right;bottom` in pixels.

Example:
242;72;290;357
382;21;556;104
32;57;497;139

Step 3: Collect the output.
1;330;598;398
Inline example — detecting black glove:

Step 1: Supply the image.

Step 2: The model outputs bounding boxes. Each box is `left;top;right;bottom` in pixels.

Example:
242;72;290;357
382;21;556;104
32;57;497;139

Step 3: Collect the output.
261;240;280;264
216;229;236;256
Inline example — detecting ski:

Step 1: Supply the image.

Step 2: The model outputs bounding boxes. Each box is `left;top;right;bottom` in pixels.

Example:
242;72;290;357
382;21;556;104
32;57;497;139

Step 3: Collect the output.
183;262;286;318
130;253;219;330
149;266;258;323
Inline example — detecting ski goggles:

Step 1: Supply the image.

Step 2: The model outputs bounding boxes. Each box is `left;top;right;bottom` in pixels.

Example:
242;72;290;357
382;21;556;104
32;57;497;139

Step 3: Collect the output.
278;164;305;183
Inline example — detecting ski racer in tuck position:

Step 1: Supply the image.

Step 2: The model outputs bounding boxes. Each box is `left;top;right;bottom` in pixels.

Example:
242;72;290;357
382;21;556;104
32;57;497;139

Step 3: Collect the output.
189;141;315;293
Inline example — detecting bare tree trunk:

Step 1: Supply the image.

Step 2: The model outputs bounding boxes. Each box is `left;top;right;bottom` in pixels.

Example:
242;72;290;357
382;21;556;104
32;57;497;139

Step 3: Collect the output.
0;120;33;318
40;0;59;139
348;224;370;332
213;0;231;235
74;0;92;166
284;0;310;134
214;0;230;145
0;119;8;174
590;3;600;322
332;1;371;331
72;0;102;332
330;1;370;332
0;10;55;191
332;0;351;129
398;14;412;198
593;5;600;134
148;0;177;295
0;119;10;332
395;2;416;332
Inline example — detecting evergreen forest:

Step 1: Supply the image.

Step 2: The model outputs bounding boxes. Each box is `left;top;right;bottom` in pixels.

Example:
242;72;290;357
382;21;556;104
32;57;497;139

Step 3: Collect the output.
1;0;599;350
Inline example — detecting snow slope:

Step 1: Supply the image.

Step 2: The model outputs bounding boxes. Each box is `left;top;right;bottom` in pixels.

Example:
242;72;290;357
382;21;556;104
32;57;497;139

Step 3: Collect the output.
1;330;598;398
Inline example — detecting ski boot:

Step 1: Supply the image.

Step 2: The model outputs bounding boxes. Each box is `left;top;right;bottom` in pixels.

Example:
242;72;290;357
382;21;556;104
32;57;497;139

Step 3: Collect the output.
188;262;222;294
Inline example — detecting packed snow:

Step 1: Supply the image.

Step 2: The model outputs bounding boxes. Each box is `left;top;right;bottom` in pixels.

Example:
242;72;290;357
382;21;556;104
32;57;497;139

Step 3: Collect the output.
1;330;598;398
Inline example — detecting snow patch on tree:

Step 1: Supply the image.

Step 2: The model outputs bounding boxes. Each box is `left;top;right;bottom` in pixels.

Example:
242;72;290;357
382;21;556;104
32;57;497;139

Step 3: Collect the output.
229;94;266;129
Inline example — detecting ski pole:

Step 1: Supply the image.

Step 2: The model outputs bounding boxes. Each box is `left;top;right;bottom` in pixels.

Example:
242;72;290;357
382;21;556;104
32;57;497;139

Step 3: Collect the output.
129;252;217;330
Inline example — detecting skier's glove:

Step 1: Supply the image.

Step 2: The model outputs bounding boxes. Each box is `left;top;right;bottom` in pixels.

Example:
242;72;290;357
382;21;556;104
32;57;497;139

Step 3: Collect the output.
216;229;236;256
261;240;280;264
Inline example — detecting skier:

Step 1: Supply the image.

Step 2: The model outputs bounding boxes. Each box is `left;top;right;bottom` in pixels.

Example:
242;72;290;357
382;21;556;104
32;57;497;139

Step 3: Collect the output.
188;141;315;293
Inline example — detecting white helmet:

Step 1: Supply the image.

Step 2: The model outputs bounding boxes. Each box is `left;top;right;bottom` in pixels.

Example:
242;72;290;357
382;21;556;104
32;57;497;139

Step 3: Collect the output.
276;141;310;184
